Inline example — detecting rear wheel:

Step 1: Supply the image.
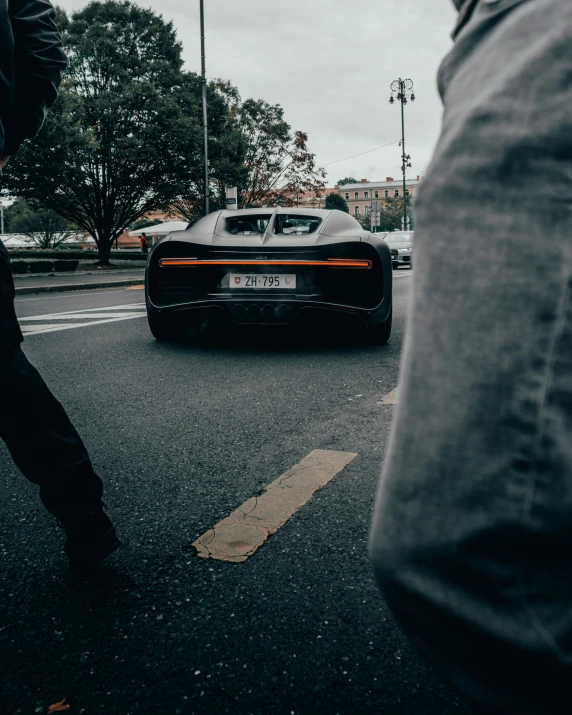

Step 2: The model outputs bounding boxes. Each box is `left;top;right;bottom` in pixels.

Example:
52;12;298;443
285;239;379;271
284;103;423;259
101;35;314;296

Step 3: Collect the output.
367;309;392;345
148;312;200;342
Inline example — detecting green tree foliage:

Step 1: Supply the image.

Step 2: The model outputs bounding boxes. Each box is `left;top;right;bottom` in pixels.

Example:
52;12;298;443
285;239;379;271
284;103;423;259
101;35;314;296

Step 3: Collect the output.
337;176;357;186
3;1;199;264
358;197;413;232
7;197;78;248
3;0;326;254
171;91;325;218
168;78;246;223
324;193;349;213
129;218;164;231
236;98;325;209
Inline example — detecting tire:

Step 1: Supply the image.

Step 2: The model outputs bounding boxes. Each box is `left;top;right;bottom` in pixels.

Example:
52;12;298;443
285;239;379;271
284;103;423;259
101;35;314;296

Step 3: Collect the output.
148;312;199;342
392;263;398;270
367;309;392;345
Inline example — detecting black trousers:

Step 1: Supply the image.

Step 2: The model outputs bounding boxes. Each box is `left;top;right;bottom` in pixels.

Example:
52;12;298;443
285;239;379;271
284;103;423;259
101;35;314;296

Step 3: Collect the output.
0;241;103;517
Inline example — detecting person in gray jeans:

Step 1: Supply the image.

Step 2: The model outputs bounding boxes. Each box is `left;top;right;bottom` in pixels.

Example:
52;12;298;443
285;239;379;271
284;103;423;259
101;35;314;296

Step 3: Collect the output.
370;1;572;713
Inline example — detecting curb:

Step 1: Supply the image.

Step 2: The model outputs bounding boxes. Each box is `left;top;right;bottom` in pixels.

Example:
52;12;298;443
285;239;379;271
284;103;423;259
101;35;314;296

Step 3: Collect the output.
15;267;146;279
15;278;145;296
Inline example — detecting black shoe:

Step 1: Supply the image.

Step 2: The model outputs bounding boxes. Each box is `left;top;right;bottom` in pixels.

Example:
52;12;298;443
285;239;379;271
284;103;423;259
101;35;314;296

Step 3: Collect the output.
59;507;121;568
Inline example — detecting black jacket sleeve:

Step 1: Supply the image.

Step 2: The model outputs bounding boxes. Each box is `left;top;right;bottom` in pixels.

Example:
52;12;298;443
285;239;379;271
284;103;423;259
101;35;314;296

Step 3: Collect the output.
4;0;67;154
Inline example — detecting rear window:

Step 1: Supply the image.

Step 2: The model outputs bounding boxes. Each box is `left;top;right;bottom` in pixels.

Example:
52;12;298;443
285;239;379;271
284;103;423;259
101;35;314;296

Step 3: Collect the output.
274;215;322;236
225;214;272;235
385;232;414;243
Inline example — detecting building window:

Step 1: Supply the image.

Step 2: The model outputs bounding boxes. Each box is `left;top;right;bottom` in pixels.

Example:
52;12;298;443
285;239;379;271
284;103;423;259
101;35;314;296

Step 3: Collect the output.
354;206;360;216
364;206;370;215
354;192;359;200
345;192;349;200
384;190;389;198
364;191;369;199
374;191;379;198
394;189;399;197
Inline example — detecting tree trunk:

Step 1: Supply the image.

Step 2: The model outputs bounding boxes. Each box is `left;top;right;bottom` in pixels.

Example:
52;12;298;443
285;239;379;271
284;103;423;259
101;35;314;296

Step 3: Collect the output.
96;231;113;266
97;249;111;266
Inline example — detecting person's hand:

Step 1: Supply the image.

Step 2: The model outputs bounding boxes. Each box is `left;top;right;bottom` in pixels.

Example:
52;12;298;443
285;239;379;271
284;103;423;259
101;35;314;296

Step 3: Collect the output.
0;155;11;169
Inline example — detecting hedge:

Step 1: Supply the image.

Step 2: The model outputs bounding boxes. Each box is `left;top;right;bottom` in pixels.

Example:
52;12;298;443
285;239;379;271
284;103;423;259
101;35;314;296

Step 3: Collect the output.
6;250;146;260
11;259;80;274
54;260;80;272
11;261;29;274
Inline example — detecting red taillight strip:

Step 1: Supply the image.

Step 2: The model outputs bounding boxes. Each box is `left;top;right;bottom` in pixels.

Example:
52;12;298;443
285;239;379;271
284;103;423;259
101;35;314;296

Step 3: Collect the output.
159;258;372;269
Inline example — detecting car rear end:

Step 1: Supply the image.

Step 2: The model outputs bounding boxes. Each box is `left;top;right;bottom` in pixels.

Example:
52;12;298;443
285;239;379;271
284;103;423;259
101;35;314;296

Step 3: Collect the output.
146;240;389;329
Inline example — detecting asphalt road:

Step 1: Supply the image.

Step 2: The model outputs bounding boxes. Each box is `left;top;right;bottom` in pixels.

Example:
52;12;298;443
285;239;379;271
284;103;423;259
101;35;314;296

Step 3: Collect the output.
1;272;469;715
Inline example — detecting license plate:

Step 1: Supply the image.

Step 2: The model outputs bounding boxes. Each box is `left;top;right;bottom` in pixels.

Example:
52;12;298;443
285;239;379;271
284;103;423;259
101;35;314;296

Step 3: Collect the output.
229;274;296;289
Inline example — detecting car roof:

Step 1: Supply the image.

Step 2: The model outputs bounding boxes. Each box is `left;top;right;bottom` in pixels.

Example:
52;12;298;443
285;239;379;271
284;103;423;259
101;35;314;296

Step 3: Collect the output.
181;208;363;237
218;208;332;217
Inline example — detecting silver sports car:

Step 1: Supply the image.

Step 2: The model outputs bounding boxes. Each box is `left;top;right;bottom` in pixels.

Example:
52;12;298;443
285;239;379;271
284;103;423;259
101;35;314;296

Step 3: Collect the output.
145;208;393;344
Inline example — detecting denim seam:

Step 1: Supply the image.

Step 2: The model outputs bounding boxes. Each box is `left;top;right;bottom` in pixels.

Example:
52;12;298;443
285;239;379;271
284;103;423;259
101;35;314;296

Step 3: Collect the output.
517;271;572;662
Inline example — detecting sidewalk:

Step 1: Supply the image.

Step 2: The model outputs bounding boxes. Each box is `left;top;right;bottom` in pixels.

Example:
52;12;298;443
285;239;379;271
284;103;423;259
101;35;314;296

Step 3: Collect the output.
14;268;145;295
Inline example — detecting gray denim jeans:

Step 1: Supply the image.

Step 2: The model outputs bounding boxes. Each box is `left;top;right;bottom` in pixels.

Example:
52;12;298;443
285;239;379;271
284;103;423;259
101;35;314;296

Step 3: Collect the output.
370;1;572;713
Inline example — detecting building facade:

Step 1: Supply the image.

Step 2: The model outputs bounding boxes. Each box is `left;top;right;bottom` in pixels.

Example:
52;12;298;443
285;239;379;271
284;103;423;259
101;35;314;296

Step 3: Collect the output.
280;187;339;209
338;177;421;219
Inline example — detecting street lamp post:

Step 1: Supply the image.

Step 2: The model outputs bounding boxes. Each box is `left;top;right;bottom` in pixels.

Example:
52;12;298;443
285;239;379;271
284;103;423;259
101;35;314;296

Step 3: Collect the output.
200;0;209;215
390;78;415;231
369;197;376;233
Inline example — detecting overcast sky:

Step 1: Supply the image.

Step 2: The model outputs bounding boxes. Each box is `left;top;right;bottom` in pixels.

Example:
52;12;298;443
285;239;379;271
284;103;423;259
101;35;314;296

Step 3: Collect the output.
58;0;457;186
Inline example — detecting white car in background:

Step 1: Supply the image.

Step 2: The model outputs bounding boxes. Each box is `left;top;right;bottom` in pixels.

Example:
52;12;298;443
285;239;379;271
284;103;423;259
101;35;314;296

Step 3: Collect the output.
385;231;414;269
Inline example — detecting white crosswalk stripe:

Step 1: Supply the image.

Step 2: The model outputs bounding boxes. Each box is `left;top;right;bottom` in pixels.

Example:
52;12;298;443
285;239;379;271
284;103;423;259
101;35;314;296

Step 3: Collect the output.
20;303;147;336
20;313;145;321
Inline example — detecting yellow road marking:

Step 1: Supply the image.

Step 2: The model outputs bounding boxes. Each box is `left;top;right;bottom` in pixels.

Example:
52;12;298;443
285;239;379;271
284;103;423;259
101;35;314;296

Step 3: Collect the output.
193;449;358;563
127;284;145;290
378;387;399;405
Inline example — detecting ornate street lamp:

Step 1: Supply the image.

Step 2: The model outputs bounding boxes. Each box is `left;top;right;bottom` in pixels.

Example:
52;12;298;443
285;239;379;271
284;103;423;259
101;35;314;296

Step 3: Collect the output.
390;78;415;230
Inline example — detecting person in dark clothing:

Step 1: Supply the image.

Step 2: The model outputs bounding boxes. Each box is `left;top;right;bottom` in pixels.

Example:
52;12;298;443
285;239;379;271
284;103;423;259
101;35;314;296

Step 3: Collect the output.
0;0;120;568
140;233;148;254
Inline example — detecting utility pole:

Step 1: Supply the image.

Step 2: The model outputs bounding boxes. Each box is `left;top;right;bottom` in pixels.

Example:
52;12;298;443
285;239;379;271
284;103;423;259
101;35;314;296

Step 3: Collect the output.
200;0;209;215
390;78;415;230
370;195;373;233
371;198;380;233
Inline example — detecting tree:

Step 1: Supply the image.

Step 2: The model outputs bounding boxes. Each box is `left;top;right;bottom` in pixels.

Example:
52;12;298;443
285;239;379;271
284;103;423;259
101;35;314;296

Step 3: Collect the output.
357;197;413;232
236;98;325;208
7;197;78;248
3;1;199;264
170;91;326;218
324;192;349;213
337;176;357;186
129;218;163;231
167;78;247;223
